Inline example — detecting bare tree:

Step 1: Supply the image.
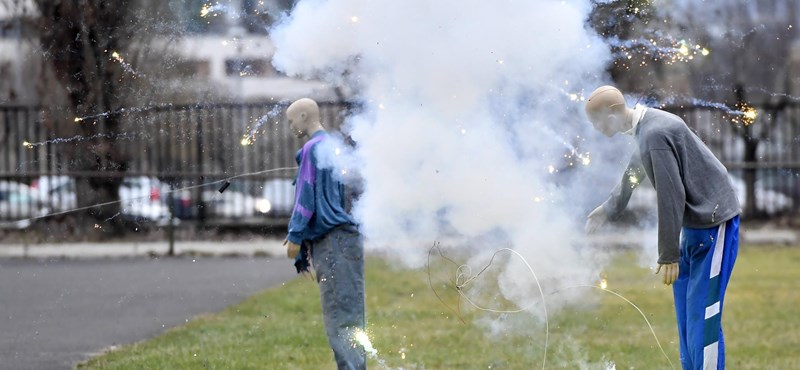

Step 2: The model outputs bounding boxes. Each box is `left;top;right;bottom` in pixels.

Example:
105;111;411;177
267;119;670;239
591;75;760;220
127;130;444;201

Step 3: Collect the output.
34;0;190;234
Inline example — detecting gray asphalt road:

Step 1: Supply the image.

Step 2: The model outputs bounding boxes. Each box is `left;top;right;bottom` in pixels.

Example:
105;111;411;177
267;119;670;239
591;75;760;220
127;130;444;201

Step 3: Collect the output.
0;257;296;370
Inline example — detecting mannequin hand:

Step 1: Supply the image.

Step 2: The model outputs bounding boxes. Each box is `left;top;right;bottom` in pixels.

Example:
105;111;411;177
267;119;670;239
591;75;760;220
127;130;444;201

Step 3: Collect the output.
585;205;608;233
284;239;301;259
655;263;679;285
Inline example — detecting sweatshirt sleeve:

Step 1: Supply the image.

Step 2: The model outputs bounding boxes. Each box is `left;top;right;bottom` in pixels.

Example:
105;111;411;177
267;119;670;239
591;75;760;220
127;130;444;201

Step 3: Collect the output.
602;152;646;218
287;145;318;244
648;149;685;264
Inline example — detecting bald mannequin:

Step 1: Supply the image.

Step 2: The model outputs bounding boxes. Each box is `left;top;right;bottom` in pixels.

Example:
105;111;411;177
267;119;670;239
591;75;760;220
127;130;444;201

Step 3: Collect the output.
283;97;366;369
284;98;325;258
584;85;743;369
584;85;678;285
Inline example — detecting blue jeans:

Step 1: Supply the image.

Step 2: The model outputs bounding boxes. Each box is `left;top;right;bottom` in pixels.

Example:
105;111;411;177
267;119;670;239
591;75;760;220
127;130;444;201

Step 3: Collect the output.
673;215;739;370
310;225;366;370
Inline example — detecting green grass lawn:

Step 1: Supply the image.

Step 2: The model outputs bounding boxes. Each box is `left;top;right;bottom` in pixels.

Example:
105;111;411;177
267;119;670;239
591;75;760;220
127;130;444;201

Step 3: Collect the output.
79;246;800;369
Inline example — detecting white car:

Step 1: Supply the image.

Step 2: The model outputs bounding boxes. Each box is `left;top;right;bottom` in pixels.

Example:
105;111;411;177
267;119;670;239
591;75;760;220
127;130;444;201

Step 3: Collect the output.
200;178;274;220
261;178;295;217
0;181;48;229
119;177;172;225
729;176;793;215
31;176;77;213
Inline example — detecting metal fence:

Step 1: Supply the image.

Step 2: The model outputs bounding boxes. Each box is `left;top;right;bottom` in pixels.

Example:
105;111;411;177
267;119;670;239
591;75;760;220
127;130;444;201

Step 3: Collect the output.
0;102;351;230
666;103;800;218
0;102;798;232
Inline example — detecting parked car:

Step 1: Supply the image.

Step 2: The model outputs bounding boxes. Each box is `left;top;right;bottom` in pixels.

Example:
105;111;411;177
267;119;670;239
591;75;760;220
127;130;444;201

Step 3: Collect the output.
0;181;48;229
261;178;295;217
200;181;270;219
119;177;172;225
729;176;793;215
31;176;77;213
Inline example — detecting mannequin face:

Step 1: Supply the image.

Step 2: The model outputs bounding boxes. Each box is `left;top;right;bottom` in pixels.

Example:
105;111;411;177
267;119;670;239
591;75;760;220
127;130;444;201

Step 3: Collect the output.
286;98;321;139
587;106;627;137
286;107;307;138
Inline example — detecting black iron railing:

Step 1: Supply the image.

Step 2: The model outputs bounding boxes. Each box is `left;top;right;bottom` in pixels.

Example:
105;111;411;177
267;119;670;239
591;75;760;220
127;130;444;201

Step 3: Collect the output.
0;101;797;231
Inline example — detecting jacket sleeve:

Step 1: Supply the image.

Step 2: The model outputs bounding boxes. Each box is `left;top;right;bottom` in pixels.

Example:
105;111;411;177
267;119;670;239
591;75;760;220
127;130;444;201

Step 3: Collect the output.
287;146;317;244
648;149;685;264
602;152;646;218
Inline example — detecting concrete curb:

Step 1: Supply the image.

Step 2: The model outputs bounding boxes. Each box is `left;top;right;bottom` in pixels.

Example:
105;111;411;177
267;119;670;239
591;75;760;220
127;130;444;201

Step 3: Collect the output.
0;228;795;259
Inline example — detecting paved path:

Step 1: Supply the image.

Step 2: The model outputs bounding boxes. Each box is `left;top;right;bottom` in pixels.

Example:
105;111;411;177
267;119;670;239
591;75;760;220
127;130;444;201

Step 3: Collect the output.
0;257;296;370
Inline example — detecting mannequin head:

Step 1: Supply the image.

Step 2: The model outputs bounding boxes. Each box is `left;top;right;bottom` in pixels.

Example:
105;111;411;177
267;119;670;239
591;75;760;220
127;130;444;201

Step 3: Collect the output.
286;98;324;138
584;85;633;137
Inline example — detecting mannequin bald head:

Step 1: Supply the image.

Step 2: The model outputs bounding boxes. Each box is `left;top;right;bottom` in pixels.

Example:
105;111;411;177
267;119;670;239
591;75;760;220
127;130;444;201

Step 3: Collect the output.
585;85;633;137
287;98;324;138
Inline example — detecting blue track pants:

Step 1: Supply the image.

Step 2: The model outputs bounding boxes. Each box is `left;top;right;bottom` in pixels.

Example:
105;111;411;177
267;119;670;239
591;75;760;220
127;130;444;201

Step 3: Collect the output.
673;215;739;370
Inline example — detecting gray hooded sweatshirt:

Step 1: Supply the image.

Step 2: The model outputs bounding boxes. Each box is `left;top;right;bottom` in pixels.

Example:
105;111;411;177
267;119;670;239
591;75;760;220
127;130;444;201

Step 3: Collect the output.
602;108;741;264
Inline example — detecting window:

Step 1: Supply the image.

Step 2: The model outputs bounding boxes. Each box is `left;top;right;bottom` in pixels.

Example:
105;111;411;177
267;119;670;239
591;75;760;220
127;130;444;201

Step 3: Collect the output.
224;59;274;77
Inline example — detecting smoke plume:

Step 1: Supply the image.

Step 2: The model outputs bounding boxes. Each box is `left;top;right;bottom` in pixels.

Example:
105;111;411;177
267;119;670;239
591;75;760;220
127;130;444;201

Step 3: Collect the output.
271;0;631;315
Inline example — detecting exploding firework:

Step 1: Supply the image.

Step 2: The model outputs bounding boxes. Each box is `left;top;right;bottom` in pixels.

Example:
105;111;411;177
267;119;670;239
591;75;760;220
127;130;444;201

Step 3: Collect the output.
608;37;710;70
733;103;758;126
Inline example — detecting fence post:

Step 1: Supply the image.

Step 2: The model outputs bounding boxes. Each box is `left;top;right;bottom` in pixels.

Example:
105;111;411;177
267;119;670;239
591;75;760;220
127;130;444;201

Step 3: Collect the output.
168;188;175;256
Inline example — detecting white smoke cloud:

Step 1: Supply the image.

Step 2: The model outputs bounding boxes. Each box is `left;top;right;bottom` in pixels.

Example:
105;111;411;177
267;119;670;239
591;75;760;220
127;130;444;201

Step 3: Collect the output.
271;0;622;314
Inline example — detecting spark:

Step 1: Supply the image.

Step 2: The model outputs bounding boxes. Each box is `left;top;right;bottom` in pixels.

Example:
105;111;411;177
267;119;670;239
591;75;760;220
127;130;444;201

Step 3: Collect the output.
353;329;377;357
629;175;639;184
547;165;556;174
200;3;226;17
600;278;608;290
241;137;253;146
74;117;83;123
22;141;33;149
350;15;359;23
581;153;591;166
378;103;385;110
335;147;341;156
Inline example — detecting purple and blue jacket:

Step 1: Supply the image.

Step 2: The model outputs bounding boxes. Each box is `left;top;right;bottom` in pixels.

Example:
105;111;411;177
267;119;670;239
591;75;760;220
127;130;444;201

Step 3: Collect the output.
287;130;354;245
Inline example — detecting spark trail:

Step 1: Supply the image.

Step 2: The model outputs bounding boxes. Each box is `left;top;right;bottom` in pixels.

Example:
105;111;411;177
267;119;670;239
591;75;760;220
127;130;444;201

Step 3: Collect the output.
23;132;137;149
241;104;286;146
110;51;142;78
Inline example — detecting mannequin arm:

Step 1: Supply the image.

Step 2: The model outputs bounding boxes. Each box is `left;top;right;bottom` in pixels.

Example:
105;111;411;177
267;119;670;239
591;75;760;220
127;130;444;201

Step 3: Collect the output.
586;152;645;233
601;151;646;218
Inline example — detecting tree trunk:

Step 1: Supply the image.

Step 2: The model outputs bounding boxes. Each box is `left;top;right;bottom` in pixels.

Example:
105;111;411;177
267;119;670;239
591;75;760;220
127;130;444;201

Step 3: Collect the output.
36;0;130;237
